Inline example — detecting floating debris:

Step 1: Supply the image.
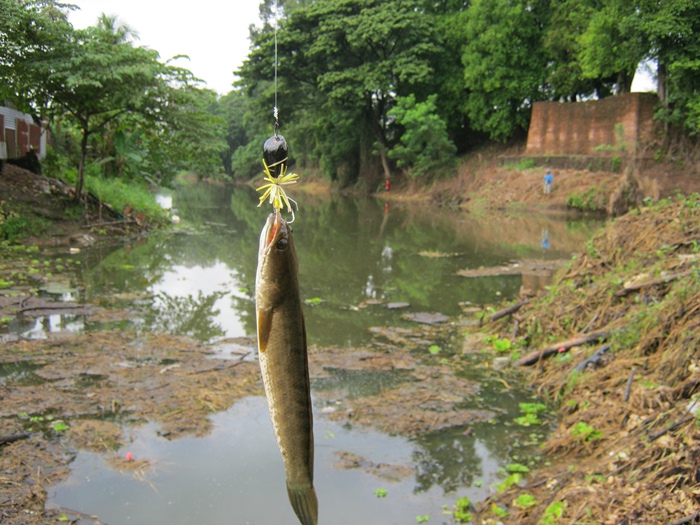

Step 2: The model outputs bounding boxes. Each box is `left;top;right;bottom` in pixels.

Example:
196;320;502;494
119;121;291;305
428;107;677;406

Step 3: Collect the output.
418;251;463;258
401;312;451;325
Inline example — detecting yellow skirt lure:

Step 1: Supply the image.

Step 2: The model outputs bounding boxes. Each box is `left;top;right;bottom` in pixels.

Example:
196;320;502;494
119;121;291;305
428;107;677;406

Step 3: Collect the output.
256;134;299;217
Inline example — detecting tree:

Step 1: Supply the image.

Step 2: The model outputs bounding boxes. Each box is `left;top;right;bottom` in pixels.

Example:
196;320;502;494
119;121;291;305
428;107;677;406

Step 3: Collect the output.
417;7;481;152
138;85;228;184
29;16;166;198
576;0;645;94
241;0;441;184
214;90;248;178
214;88;268;180
462;0;550;141
388;94;457;180
543;0;617;101
632;0;700;134
0;0;74;115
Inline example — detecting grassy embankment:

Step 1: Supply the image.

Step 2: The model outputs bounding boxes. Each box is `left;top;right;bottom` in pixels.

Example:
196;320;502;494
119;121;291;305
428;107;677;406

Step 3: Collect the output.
468;194;700;524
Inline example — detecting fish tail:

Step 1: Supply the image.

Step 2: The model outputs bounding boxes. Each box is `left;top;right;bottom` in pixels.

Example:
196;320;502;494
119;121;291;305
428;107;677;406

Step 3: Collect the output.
287;483;318;525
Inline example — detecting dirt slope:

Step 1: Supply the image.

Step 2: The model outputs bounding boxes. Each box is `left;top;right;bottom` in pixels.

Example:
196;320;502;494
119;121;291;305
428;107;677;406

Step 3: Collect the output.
472;195;700;524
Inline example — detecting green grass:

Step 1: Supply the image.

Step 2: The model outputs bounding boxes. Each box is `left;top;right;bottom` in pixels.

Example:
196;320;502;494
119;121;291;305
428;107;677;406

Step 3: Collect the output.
565;187;607;212
0;215;49;244
87;176;167;222
59;164;168;223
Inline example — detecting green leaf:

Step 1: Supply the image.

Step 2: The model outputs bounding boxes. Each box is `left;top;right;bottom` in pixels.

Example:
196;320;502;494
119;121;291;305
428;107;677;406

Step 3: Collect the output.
514;493;538;510
52;420;70;432
507;463;530;473
374;488;388;498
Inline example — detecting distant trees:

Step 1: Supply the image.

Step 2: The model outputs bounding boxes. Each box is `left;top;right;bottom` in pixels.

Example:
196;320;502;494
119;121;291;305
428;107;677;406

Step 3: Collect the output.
1;1;226;198
235;0;700;185
6;0;699;192
461;0;550;141
234;0;694;186
635;0;700;133
388;95;457;180
239;0;442;186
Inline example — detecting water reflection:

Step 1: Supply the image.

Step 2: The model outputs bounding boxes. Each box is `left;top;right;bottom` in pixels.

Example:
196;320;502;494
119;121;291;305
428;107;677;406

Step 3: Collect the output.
147;262;246;341
50;396;528;525
16;185;602;346
20;315;85;339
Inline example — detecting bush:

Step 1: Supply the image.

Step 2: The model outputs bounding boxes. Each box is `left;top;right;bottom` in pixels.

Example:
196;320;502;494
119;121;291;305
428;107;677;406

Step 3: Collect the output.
0;215;48;244
87;176;168;222
388;94;458;180
566;187;607;212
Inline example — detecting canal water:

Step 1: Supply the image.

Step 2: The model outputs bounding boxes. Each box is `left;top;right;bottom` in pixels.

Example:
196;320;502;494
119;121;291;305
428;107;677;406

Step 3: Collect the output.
40;184;603;524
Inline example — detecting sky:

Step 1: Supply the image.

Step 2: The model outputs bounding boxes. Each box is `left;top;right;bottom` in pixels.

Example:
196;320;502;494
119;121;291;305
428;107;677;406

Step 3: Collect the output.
68;1;262;95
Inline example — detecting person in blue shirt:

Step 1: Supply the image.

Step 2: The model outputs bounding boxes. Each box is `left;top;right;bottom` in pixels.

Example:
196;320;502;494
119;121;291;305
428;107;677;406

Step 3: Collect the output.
543;170;553;194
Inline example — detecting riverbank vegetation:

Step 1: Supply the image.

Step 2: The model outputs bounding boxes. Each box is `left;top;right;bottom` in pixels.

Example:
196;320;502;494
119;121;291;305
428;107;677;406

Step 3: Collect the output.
467;194;700;523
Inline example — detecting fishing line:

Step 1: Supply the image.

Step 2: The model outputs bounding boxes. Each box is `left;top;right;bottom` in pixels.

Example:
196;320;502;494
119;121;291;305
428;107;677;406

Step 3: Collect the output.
257;0;298;219
273;0;279;136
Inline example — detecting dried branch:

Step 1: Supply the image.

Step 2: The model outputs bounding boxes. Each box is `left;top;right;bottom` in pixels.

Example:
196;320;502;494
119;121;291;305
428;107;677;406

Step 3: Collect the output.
517;330;610;367
489;300;529;322
614;270;693;297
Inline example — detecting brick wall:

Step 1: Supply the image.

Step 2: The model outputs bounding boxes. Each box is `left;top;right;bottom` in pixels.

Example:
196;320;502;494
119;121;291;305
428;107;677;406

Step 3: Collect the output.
526;93;658;157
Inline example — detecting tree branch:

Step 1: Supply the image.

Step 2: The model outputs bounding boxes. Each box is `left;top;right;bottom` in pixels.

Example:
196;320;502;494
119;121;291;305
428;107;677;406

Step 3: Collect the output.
517;330;610;367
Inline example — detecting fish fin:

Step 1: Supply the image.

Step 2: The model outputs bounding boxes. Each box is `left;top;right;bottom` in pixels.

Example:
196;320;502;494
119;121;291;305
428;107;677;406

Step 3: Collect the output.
256;308;273;353
287;484;318;525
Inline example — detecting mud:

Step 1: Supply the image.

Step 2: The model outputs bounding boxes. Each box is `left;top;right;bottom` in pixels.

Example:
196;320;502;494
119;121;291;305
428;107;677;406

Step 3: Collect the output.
310;332;491;436
0;328;263;523
456;259;569;278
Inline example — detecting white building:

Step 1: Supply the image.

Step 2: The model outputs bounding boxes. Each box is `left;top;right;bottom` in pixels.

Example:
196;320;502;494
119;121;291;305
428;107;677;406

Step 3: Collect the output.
0;106;48;160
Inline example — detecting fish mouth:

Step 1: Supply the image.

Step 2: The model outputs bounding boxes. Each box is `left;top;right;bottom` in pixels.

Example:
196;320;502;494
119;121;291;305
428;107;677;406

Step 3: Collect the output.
263;209;284;251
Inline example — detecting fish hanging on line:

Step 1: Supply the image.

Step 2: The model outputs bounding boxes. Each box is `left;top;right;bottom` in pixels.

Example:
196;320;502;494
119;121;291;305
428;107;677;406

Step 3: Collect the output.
255;208;318;525
257;134;299;216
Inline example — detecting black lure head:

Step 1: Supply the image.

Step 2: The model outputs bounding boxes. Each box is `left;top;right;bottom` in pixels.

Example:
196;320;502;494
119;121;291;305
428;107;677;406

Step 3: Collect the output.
263;134;289;178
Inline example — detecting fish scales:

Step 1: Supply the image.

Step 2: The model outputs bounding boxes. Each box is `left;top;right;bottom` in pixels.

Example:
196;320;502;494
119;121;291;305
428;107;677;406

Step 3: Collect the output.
255;210;318;525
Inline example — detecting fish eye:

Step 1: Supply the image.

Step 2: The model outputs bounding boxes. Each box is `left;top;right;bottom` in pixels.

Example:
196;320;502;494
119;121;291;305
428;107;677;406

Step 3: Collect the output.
276;238;288;251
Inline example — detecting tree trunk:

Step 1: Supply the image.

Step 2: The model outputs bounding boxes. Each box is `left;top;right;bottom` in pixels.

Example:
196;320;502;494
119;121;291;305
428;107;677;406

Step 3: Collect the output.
75;126;89;202
516;330;610;367
377;142;392;181
657;60;668;105
370;119;392;180
368;98;392;181
616;70;633;95
657;60;670;147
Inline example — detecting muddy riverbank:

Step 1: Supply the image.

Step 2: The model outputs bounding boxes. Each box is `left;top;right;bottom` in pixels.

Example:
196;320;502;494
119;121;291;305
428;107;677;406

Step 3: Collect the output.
470;195;700;524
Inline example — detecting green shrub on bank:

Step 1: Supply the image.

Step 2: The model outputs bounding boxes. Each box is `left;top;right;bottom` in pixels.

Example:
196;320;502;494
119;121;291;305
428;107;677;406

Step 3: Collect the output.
60;164;167;223
566;187;607;212
88;176;167;222
0;215;49;244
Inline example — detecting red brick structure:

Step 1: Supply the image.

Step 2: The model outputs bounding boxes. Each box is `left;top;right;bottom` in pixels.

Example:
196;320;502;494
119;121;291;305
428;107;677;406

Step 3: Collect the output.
526;93;658;157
